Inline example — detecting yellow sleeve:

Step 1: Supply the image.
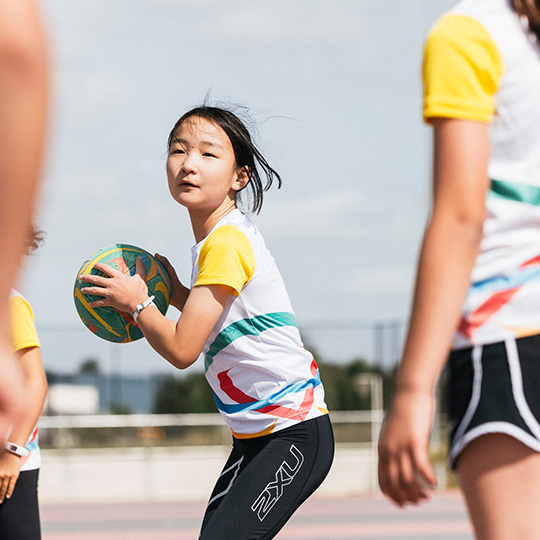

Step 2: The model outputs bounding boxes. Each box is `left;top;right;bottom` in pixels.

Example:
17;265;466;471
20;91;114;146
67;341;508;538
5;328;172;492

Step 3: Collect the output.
423;14;504;124
9;295;40;353
194;225;255;296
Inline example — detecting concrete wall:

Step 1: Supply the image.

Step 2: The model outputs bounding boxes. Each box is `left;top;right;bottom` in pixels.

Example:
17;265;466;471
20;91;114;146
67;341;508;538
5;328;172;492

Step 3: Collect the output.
39;443;375;504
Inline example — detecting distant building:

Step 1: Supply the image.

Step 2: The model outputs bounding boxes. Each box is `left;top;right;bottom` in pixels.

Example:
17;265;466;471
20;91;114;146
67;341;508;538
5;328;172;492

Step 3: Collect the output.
45;372;165;414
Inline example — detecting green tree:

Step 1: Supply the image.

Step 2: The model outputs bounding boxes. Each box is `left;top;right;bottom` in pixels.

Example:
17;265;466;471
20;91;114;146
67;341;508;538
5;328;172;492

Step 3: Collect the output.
154;372;216;414
79;358;100;374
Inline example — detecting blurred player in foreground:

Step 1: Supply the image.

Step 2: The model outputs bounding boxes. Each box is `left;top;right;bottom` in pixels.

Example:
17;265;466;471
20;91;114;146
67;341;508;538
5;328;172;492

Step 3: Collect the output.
379;0;540;538
0;226;48;540
0;0;49;445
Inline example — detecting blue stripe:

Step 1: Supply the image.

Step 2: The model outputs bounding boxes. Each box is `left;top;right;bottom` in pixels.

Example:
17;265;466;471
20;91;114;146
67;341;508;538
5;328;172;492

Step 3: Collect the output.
469;267;540;295
213;372;322;415
25;438;39;453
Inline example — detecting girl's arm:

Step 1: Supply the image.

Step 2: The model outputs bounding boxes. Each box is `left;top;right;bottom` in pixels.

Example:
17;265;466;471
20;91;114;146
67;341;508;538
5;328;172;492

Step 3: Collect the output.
81;257;233;369
134;283;232;369
0;346;47;503
378;118;490;506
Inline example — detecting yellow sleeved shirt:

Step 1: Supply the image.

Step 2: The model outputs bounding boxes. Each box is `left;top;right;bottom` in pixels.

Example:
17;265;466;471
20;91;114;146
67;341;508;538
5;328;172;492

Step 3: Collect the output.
9;293;40;353
194;225;256;296
423;14;504;124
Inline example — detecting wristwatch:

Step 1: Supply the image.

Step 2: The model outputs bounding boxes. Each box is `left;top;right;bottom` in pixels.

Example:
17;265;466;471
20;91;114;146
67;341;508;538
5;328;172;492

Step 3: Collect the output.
133;295;156;322
5;441;29;458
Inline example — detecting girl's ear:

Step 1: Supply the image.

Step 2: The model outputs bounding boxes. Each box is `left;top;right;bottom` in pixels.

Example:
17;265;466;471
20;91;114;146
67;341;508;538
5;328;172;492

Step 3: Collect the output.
233;166;250;192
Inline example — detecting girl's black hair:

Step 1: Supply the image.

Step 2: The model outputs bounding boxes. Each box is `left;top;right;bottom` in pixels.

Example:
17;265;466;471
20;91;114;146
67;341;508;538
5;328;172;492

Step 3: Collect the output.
24;223;45;255
167;106;282;214
511;0;540;41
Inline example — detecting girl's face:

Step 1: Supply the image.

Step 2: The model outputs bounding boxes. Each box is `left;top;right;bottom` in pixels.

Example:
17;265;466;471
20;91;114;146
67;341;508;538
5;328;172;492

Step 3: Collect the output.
166;116;248;214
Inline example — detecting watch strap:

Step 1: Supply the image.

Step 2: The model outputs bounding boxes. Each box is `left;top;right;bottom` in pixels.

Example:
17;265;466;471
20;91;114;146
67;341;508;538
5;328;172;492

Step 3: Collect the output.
133;295;156;322
5;441;29;458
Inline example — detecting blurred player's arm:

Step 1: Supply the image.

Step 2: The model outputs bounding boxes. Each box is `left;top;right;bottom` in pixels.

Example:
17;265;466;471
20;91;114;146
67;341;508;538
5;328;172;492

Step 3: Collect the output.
0;346;47;502
0;0;49;319
378;118;490;506
0;0;49;447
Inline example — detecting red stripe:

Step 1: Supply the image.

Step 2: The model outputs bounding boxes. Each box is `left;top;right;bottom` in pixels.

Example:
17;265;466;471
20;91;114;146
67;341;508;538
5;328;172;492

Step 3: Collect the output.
217;370;257;404
258;388;314;421
521;254;540;268
458;287;520;339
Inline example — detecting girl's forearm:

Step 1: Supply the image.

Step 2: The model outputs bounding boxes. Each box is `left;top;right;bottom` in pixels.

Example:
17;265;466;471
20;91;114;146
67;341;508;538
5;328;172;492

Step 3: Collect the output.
7;374;47;446
396;215;483;396
136;307;197;369
135;284;231;370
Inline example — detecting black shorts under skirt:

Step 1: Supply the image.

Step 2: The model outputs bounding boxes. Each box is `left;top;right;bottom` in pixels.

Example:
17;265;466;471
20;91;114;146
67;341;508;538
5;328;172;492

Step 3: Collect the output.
448;334;540;470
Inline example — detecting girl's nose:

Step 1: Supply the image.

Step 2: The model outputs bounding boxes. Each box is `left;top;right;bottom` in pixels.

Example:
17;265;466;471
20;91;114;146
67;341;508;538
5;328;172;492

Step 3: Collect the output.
181;155;196;174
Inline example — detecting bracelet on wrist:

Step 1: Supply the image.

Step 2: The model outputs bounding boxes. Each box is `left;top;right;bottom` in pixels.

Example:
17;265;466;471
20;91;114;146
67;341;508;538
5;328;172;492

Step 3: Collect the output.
5;441;28;458
133;295;156;323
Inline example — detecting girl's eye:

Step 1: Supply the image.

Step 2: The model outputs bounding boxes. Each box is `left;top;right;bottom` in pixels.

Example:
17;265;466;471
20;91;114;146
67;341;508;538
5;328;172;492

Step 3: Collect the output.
172;148;185;155
203;152;217;158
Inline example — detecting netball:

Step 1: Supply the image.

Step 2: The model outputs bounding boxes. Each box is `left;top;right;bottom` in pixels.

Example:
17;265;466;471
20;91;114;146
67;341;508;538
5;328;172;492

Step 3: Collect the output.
73;244;171;343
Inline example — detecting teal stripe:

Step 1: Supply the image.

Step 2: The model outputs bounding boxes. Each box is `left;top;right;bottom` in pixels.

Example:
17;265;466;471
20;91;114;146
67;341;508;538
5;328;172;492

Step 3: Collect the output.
489;179;540;207
204;312;298;372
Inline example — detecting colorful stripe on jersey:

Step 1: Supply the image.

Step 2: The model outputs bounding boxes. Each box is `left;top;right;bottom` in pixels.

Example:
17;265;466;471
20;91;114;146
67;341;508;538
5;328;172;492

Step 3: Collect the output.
489;179;540;207
204;312;298;371
459;254;540;340
213;359;322;422
458;179;540;340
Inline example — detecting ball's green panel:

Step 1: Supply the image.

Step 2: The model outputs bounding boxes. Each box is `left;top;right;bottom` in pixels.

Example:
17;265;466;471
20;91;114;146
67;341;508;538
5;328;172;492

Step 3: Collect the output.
73;244;172;343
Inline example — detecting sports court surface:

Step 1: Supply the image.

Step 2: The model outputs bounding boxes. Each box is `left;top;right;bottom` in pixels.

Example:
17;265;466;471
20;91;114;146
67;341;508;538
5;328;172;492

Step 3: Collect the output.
41;491;474;540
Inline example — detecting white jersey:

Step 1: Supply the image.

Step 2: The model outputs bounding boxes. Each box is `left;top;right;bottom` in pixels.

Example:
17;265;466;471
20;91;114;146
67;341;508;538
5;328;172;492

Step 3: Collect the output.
191;209;328;437
424;0;540;348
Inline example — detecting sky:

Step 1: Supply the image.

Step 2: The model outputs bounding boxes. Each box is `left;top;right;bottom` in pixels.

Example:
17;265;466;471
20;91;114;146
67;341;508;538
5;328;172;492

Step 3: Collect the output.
22;0;456;376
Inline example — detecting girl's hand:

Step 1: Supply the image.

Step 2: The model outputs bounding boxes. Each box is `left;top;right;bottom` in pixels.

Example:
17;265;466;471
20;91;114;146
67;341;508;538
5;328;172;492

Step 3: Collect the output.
0;451;20;503
155;254;190;311
80;257;149;314
378;390;438;507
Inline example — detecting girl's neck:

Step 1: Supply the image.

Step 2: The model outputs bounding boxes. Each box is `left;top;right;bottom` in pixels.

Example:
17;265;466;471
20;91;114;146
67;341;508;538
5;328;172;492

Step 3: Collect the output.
189;200;237;243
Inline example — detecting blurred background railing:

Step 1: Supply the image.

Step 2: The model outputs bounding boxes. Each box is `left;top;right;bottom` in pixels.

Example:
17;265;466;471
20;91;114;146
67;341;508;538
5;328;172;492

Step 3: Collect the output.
38;410;384;450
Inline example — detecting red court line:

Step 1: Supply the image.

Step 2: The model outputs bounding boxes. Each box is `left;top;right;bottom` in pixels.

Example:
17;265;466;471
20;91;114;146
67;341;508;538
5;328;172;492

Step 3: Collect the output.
277;520;473;538
43;531;198;540
41;502;205;522
42;520;472;540
291;495;468;517
40;493;468;523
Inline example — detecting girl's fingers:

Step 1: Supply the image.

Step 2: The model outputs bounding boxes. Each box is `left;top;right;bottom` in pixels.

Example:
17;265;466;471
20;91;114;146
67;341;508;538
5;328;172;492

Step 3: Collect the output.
156;254;176;278
378;446;402;505
399;451;421;504
81;287;107;297
0;477;7;503
80;274;109;286
5;474;17;499
87;299;109;308
92;262;118;277
412;446;438;489
156;253;178;275
135;257;147;281
379;445;434;506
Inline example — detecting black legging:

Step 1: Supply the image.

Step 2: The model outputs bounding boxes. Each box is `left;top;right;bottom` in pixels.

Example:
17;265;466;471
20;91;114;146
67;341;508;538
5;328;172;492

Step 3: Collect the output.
199;414;334;540
0;468;41;540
